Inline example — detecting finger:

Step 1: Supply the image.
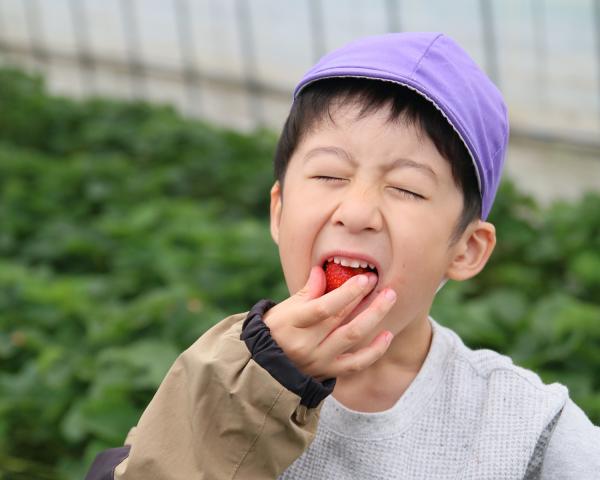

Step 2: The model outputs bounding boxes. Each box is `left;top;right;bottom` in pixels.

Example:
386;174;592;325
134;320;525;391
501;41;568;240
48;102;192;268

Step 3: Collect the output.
295;272;377;328
265;266;330;332
317;287;396;356
328;330;394;377
294;266;326;302
266;267;324;329
309;272;378;336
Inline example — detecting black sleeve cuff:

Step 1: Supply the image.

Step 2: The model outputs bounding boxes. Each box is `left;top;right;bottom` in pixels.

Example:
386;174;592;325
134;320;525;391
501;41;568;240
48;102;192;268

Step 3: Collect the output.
85;446;131;480
240;299;336;409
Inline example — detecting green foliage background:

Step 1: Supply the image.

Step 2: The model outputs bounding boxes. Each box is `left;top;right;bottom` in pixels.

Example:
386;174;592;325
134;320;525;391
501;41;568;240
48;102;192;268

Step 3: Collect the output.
0;68;599;479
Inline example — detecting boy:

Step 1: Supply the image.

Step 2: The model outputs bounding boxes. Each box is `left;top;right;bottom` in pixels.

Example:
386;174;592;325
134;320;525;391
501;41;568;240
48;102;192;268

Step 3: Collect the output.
86;33;600;479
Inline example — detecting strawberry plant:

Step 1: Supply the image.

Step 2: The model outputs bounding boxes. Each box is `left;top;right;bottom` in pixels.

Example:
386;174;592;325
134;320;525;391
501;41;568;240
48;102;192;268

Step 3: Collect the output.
0;67;598;479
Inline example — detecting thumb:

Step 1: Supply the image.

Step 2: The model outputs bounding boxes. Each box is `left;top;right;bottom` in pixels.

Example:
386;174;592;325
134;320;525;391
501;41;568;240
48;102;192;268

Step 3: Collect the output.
296;265;326;300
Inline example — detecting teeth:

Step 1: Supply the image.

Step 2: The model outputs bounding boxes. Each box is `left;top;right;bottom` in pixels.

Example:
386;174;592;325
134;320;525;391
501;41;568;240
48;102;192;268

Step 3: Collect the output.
329;256;375;270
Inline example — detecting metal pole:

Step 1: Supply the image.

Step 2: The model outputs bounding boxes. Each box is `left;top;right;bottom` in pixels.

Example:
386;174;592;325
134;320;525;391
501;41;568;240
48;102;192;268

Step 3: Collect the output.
479;0;500;88
119;0;146;100
593;0;600;126
24;0;48;69
0;1;4;47
531;0;547;108
234;0;263;127
384;0;401;33
173;0;202;115
0;2;7;68
308;0;326;62
68;0;96;94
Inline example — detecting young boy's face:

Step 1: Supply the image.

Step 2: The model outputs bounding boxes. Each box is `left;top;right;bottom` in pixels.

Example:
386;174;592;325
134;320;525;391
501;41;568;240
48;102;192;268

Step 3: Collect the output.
270;101;490;342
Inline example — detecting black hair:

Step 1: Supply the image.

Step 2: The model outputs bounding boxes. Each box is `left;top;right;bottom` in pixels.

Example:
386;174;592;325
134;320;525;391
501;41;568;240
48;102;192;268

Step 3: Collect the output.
273;77;481;242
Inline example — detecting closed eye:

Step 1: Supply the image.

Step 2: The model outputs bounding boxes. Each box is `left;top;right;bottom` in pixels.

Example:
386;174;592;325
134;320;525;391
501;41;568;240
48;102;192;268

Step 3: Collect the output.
390;187;425;200
314;176;346;183
314;177;424;199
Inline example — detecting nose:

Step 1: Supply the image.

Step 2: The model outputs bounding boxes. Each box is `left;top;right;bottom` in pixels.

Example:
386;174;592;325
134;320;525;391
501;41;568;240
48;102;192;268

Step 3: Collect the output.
330;183;383;233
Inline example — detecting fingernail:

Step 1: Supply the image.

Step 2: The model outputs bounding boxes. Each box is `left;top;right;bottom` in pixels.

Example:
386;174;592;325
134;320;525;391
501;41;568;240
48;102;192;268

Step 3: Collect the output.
385;332;394;344
356;275;368;286
384;289;396;302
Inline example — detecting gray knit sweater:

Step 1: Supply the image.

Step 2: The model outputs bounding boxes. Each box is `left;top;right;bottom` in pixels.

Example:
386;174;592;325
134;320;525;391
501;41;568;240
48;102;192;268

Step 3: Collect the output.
279;319;600;479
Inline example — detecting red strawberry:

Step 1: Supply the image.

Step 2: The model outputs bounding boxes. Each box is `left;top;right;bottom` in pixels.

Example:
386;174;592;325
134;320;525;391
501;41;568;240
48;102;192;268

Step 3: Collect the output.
324;262;370;293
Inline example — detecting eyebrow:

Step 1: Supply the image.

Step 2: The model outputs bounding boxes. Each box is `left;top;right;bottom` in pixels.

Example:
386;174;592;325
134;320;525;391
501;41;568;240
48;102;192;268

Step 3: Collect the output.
303;146;438;183
304;146;356;165
386;157;438;183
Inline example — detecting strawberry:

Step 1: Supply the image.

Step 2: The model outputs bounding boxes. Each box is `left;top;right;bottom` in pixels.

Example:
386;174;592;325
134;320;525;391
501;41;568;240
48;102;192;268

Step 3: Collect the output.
324;262;370;293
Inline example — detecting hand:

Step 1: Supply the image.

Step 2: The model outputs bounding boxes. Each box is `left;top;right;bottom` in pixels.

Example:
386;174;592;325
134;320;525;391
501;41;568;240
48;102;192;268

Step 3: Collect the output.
263;266;397;382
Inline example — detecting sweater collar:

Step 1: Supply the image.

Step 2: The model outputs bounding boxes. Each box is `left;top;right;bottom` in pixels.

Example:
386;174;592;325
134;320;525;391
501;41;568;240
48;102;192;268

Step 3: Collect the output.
319;318;455;439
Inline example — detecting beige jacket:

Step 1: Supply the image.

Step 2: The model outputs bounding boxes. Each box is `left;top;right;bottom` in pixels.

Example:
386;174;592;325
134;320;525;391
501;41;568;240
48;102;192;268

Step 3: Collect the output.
87;311;322;480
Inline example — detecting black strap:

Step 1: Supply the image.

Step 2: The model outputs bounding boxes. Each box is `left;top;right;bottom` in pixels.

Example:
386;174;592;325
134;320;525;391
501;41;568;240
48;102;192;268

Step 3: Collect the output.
523;407;564;480
85;446;131;480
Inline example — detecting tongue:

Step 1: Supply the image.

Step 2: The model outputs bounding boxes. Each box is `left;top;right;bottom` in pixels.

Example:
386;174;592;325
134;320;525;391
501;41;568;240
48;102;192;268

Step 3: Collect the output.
324;262;370;293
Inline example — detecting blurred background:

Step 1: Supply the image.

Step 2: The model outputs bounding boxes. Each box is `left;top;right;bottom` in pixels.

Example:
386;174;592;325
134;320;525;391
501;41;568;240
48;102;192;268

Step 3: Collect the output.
0;1;599;479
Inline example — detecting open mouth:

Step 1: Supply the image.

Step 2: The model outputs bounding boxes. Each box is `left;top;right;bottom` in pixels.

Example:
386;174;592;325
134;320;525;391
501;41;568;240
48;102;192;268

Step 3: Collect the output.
322;256;378;293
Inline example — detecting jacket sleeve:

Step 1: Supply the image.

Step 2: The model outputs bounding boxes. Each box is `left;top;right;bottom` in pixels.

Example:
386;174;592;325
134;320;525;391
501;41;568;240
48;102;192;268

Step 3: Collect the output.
85;299;335;480
540;398;600;479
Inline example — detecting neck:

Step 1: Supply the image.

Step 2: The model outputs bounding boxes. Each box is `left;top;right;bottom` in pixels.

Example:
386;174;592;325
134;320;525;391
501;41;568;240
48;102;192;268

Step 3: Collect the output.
332;315;433;412
381;313;433;369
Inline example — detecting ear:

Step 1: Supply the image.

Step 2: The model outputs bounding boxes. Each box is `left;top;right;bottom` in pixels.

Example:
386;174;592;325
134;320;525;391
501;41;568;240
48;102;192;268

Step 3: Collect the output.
269;181;282;245
445;220;496;281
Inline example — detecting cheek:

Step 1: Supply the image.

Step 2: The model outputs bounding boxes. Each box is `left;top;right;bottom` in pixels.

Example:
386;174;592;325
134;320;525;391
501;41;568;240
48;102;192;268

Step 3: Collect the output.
388;229;450;293
277;198;325;294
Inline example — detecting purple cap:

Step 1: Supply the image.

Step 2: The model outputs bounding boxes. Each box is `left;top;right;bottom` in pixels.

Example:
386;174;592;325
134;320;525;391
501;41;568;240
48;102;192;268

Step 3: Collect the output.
293;32;509;219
